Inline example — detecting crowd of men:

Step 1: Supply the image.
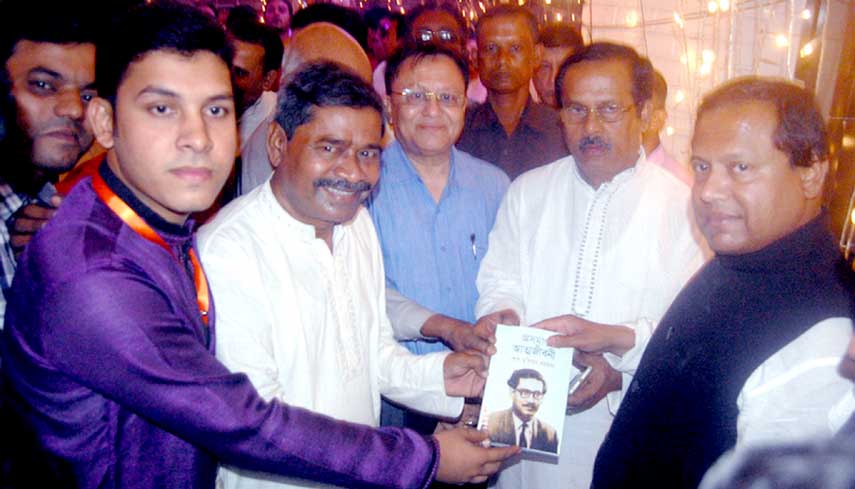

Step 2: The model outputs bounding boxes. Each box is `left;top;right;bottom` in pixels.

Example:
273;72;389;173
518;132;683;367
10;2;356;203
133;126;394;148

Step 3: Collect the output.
1;1;853;489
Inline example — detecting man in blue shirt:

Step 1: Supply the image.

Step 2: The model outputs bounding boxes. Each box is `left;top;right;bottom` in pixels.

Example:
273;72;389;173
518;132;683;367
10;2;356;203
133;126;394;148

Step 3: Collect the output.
368;44;510;434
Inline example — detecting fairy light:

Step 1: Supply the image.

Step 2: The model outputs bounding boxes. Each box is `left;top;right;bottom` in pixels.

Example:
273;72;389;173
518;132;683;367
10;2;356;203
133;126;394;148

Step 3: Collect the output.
625;10;639;28
843;135;855;150
556;12;563;21
702;49;716;64
800;8;812;20
673;12;684;29
775;34;789;48
707;1;718;14
674;90;685;104
666;126;675;136
719;0;730;11
800;39;817;57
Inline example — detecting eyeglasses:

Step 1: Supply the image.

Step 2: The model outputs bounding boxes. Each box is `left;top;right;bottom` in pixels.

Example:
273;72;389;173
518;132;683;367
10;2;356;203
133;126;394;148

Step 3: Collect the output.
414;28;458;44
514;389;544;400
391;88;465;108
562;102;635;124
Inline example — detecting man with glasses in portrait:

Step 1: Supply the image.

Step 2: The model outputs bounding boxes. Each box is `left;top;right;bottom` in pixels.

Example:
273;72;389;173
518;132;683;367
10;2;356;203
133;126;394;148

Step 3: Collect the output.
486;369;559;453
474;42;709;489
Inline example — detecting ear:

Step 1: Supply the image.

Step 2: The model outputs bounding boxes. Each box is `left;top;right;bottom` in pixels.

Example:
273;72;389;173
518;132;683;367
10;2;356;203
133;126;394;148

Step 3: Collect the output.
87;97;116;149
638;99;653;133
532;43;544;70
383;96;394;128
797;158;829;200
266;121;288;170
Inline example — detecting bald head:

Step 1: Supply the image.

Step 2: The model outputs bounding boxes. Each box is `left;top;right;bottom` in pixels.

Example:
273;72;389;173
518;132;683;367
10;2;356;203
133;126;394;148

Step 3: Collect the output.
282;22;372;82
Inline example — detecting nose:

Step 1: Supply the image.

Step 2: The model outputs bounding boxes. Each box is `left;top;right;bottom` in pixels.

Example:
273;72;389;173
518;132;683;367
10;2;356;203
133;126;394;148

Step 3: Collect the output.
54;89;85;120
177;111;213;153
582;108;604;134
421;94;441;116
333;149;369;184
695;164;727;204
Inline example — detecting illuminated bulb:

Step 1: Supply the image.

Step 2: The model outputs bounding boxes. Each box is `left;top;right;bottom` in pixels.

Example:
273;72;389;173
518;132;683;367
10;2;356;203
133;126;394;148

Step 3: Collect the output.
775;34;789;48
545;0;551;4
708;1;718;13
673;12;684;29
571;14;576;21
702;49;715;64
699;63;712;76
665;126;675;136
843;135;855;150
674;90;685;104
801;8;811;19
625;10;639;27
850;208;855;225
400;6;405;13
679;54;688;64
719;0;730;10
556;12;563;21
800;39;817;57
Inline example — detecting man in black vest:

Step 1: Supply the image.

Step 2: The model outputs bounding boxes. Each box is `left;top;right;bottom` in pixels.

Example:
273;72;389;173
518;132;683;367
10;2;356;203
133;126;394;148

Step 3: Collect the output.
540;77;855;488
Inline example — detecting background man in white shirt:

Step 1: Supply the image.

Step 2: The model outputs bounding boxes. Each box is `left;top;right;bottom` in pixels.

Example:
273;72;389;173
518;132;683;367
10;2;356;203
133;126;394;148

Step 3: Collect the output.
548;77;855;489
474;42;707;489
199;61;517;489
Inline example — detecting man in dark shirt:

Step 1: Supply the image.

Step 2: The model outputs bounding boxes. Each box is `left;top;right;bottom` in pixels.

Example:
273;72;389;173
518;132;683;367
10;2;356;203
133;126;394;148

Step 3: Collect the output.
457;5;567;179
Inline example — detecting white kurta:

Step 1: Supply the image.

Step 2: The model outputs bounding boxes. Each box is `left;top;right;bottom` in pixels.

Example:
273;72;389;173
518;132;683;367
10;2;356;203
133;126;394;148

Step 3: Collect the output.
198;182;462;489
476;153;709;489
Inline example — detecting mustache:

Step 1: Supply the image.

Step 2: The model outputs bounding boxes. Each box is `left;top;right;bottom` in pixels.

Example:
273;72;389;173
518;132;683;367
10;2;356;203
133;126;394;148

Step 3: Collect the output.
314;178;372;193
578;135;610;151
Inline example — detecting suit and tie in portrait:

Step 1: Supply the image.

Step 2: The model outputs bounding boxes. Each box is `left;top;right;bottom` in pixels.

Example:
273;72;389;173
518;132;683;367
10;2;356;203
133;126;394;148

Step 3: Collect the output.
485;369;559;454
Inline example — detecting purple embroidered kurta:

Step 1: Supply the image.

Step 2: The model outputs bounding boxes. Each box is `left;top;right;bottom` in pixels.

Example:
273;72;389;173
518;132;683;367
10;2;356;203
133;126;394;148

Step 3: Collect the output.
1;166;439;489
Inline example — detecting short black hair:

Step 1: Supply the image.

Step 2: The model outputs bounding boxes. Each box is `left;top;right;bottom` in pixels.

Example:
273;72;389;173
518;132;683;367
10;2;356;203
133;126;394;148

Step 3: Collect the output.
555;41;654;108
697;77;828;168
507;368;547;393
228;17;283;74
291;4;369;53
275;61;383;140
365;7;405;38
477;5;539;44
539;22;584;49
384;44;469;95
96;2;232;105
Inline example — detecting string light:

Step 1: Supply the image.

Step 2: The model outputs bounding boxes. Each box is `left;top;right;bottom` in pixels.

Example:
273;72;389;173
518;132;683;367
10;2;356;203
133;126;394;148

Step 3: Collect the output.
702;49;716;64
625;10;639;28
707;1;718;14
556;12;563;21
775;34;789;48
719;0;730;12
800;39;818;57
843;135;855;150
800;9;812;20
674;90;686;104
665;126;675;136
673;12;684;29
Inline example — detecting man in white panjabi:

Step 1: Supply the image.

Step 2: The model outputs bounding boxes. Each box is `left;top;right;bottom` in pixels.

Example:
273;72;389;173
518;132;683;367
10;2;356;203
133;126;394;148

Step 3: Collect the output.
200;63;496;489
474;42;709;489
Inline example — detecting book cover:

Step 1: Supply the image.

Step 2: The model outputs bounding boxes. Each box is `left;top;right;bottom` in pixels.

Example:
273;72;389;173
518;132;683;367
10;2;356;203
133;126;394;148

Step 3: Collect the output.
477;325;573;458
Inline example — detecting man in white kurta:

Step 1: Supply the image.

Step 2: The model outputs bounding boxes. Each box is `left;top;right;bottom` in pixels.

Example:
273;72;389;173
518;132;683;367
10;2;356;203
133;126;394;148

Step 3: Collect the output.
198;63;471;489
474;43;709;489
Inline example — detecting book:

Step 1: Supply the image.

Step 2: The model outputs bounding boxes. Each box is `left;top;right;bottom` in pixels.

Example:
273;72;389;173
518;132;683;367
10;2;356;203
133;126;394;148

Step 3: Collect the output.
477;325;573;458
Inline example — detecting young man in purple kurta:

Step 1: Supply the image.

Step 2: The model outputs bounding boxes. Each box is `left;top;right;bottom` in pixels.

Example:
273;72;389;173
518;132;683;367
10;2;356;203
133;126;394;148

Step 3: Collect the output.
0;3;514;488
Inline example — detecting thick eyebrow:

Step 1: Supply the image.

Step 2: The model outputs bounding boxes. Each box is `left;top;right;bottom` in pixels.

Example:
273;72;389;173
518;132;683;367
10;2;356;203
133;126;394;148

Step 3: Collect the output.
136;86;233;104
28;66;62;79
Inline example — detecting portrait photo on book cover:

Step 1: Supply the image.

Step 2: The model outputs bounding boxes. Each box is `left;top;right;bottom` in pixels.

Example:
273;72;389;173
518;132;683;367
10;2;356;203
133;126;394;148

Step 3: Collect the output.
484;368;559;454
